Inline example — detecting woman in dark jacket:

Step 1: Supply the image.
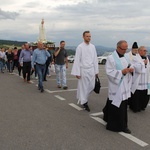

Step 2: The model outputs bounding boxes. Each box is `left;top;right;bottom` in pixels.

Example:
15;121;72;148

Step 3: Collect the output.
6;48;14;73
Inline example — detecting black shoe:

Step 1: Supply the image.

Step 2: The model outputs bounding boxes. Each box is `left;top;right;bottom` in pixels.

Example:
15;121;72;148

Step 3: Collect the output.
122;128;131;134
83;103;90;112
63;86;68;90
57;85;61;88
133;109;141;113
43;79;47;81
41;89;44;93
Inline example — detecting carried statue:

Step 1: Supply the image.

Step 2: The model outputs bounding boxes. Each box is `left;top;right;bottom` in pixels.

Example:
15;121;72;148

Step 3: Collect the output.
38;19;47;43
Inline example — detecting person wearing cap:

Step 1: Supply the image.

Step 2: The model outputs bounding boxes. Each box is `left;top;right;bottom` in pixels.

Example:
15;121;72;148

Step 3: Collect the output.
127;42;139;62
129;46;150;112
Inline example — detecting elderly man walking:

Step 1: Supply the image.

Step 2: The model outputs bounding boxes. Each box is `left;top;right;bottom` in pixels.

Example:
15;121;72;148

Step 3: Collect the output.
32;42;50;92
130;46;150;112
103;40;134;134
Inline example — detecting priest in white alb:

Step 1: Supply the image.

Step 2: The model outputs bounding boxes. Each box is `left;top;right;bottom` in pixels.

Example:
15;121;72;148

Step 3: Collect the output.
103;40;134;134
71;31;99;112
130;46;150;112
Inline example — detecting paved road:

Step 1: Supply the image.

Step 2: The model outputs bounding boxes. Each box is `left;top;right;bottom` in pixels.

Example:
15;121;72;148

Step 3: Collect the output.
0;64;150;150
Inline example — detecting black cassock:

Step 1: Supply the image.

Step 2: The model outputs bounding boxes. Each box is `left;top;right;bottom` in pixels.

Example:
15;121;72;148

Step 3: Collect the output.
129;89;149;112
103;98;128;132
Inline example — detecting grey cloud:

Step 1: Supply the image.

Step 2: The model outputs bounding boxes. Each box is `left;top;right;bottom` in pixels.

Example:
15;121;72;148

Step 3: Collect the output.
1;0;150;47
54;1;150;19
0;8;19;20
24;1;40;8
0;29;37;42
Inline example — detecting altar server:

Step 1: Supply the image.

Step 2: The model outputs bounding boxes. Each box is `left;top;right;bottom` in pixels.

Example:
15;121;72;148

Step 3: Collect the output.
71;31;99;112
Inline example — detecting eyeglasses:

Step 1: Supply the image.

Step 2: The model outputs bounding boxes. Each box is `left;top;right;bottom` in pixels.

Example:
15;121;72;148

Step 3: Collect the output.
143;50;147;52
119;47;127;51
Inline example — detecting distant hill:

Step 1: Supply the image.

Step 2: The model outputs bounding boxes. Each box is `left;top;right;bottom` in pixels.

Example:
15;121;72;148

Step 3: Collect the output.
95;46;114;56
0;40;114;55
65;45;114;56
1;39;150;56
0;39;27;47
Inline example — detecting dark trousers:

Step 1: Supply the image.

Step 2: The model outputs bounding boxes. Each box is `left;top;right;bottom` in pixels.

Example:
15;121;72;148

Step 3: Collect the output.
18;65;23;76
31;64;37;77
23;62;31;81
44;62;49;80
8;61;14;73
13;59;18;70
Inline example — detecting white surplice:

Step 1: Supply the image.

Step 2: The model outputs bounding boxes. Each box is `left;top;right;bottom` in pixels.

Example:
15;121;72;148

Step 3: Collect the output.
125;51;137;63
106;51;132;107
71;42;99;105
131;54;150;94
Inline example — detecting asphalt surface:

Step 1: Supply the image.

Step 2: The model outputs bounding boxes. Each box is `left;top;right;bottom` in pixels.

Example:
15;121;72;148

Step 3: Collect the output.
0;64;150;150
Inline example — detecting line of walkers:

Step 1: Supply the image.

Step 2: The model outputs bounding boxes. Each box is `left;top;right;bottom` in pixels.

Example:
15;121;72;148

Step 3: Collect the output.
0;41;68;93
1;32;149;135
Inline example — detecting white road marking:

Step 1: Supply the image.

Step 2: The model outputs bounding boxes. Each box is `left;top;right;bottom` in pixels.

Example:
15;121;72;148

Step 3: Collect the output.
46;78;77;81
91;116;106;125
54;95;66;101
48;89;77;93
45;87;108;93
91;116;148;147
44;89;53;93
90;112;103;117
69;103;83;111
47;77;108;81
14;73;19;76
119;132;148;147
101;87;108;89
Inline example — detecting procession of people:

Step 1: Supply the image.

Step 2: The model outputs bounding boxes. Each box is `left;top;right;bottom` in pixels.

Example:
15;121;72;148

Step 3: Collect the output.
0;31;150;135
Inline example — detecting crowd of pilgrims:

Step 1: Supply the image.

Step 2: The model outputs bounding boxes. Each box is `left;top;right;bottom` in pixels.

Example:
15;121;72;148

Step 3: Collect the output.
0;45;55;78
0;39;150;135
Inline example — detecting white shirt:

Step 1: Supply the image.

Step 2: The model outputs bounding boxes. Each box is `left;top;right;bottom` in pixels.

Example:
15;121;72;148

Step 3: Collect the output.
0;51;6;59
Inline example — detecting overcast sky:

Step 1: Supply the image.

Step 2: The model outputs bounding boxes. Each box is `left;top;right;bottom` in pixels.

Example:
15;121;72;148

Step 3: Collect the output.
0;0;150;48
